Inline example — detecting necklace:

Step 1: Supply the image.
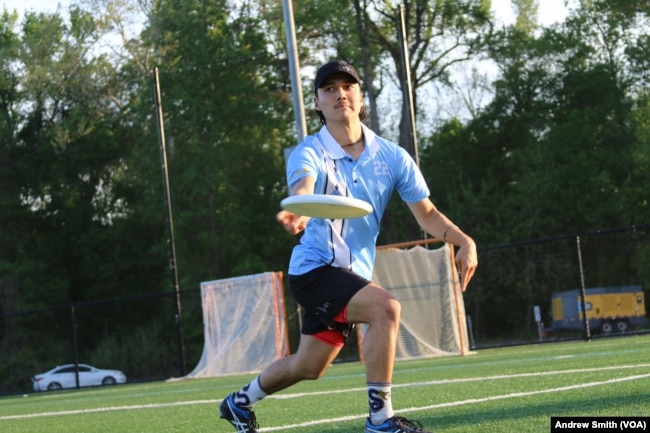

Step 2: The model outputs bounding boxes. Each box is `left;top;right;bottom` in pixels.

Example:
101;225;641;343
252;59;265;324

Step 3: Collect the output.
340;137;363;148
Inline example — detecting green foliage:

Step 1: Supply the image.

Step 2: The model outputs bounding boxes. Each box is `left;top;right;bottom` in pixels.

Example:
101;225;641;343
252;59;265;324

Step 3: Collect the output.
89;320;175;380
419;3;650;340
144;0;296;288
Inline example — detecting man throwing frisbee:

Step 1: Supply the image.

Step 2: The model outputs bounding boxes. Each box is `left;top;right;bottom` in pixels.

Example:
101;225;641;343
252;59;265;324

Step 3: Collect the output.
220;60;478;433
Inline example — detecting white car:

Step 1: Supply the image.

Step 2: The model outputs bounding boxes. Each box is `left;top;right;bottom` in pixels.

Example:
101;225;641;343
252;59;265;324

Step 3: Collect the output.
32;363;127;391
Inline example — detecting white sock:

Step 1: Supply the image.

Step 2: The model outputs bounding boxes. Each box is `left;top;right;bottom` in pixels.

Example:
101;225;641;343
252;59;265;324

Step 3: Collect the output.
367;382;394;425
234;376;269;409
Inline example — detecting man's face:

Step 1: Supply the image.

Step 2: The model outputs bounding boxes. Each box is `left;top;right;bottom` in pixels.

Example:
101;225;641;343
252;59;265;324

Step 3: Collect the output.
315;73;363;124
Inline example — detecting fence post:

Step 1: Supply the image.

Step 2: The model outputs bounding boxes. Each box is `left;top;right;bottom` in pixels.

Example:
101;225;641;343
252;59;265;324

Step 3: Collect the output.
575;236;591;341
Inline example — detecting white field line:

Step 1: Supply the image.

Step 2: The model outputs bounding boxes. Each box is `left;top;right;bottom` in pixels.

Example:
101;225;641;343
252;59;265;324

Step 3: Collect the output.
2;364;649;423
270;362;650;399
259;372;650;432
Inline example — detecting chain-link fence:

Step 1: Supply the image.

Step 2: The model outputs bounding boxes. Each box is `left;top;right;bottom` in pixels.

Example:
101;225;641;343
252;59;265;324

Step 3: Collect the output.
1;290;205;395
2;225;648;395
466;225;650;347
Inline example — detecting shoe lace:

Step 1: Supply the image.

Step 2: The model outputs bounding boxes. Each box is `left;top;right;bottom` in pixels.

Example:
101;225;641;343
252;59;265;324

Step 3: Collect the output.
393;416;427;432
247;411;259;430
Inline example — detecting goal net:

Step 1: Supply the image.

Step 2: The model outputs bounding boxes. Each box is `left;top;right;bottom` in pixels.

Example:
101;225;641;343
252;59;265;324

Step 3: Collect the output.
184;271;289;378
365;240;469;359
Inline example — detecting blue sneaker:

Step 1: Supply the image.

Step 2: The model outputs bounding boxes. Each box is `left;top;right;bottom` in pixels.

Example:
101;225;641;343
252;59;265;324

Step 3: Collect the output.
219;393;259;433
365;416;433;433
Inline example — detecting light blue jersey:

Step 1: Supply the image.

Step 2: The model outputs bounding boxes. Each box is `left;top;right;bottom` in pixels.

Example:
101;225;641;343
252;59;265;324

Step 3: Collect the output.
286;125;430;280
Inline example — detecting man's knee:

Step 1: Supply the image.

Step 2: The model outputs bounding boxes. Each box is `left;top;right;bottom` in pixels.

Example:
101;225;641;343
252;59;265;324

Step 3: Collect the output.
348;285;401;325
363;294;400;329
383;296;401;325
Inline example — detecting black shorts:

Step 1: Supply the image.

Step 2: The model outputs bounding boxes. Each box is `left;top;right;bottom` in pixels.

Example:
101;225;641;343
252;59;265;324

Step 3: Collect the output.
288;265;370;335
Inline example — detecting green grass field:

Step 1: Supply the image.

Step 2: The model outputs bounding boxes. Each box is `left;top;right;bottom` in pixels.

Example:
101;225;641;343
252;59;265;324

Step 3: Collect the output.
2;335;649;433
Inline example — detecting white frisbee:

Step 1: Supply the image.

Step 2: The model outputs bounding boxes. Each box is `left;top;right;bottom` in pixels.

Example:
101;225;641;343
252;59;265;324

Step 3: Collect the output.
280;194;373;219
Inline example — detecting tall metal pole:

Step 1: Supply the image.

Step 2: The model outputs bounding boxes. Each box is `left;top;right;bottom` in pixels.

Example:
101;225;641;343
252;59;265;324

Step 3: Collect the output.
283;0;307;144
575;236;591;342
153;67;187;376
396;4;419;165
282;0;305;327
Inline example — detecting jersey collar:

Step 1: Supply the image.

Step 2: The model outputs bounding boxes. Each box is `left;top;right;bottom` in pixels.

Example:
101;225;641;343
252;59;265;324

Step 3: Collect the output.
316;124;379;159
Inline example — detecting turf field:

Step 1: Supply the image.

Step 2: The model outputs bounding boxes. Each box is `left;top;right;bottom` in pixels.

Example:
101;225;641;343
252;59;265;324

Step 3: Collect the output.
2;334;649;432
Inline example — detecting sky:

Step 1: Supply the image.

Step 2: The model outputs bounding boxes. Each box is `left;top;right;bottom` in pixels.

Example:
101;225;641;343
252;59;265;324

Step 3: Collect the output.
491;0;572;26
3;0;66;15
2;0;574;126
3;0;572;26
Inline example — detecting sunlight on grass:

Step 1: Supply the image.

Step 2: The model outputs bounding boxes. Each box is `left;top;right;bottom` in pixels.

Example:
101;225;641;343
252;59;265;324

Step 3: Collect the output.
1;335;649;433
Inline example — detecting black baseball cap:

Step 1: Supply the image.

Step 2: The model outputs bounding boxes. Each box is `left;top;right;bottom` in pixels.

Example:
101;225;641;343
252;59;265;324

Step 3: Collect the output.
314;61;361;94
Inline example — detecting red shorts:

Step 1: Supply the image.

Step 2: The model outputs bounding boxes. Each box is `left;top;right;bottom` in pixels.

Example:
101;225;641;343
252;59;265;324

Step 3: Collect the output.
288;266;368;347
312;307;349;348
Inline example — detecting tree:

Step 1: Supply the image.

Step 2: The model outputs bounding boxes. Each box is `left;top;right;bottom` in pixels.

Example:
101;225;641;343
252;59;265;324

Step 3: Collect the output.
141;0;296;288
512;0;539;35
0;6;180;390
0;9;26;315
366;1;492;146
419;0;650;340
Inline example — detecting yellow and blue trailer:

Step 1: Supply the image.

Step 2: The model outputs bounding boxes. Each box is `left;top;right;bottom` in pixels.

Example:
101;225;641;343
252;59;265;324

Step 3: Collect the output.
551;285;647;333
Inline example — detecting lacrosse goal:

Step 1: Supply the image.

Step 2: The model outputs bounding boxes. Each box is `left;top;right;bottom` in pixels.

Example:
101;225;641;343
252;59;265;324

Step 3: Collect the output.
359;238;470;360
184;271;289;378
